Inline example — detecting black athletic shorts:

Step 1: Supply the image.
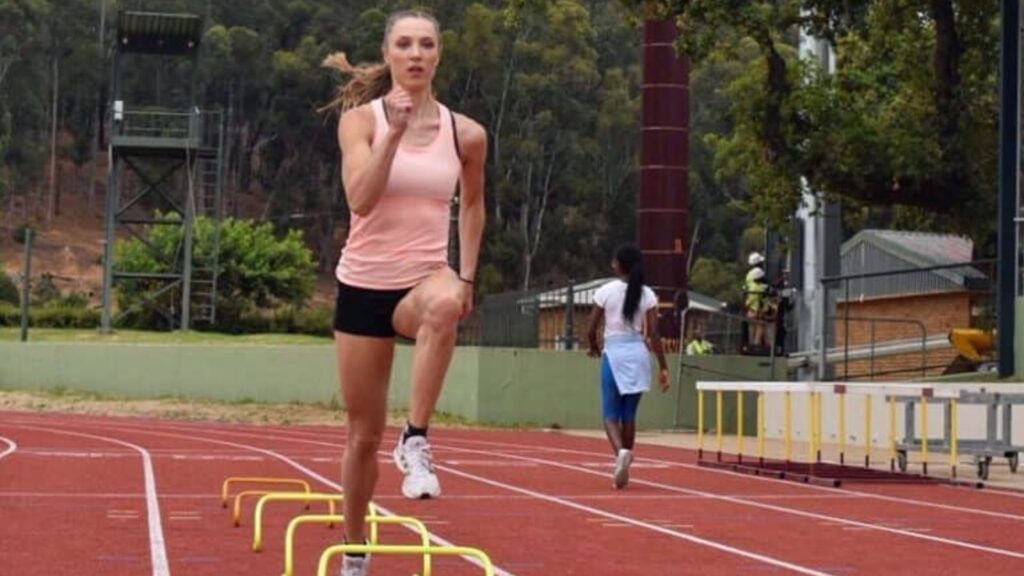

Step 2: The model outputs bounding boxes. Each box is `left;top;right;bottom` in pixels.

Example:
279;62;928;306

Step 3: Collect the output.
333;280;413;338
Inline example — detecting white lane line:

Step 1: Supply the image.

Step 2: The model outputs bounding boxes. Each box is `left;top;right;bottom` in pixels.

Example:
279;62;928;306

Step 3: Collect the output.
78;417;1023;523
0;491;213;499
951;484;1024;501
83;424;518;576
118;421;831;575
11;425;170;576
0;436;16;461
0;490;859;501
176;423;1024;523
438;464;830;575
373;432;1024;523
448;445;1024;560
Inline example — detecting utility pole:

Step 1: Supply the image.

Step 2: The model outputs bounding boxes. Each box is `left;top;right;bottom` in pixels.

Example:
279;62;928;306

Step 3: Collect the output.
90;0;108;212
797;27;841;381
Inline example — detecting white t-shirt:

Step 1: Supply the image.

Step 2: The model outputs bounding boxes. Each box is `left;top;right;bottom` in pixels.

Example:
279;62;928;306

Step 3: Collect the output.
592;279;658;338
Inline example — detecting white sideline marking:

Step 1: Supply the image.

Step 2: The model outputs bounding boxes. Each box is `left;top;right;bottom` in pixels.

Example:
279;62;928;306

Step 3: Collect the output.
114;421;832;575
11;426;170;576
0;436;16;461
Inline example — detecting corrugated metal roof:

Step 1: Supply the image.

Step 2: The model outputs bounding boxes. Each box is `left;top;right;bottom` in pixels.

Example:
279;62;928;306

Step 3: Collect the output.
532;278;725;312
843;230;973;268
117;11;203;55
839;230;985;299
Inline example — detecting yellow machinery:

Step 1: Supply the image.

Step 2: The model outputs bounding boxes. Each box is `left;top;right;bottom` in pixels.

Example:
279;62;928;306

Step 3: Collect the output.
948;328;995;362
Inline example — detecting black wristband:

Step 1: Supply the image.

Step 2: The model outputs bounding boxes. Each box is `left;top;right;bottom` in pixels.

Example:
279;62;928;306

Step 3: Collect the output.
458;276;474;285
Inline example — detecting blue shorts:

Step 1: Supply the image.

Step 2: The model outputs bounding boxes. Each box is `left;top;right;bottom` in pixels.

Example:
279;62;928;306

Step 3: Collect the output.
601;355;642;422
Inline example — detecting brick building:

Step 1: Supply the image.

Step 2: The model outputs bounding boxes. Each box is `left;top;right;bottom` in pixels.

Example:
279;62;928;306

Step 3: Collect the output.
532;278;725;351
831;230;993;380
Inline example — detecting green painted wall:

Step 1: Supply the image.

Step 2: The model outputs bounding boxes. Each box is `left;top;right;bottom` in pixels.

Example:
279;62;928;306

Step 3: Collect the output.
678;355;789;434
388;345;481;421
0;342;338;404
0;342;783;430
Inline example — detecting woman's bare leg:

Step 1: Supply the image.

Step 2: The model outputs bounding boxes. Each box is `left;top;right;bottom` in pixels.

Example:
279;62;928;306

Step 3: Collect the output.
389;267;465;498
335;332;395;543
392;267;464;428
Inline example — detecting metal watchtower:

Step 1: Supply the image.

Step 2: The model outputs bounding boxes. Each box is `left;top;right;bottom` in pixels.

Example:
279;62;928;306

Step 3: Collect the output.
100;10;224;331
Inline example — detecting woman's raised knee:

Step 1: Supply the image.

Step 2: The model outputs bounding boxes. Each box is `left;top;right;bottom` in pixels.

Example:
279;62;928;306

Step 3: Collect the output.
422;294;462;331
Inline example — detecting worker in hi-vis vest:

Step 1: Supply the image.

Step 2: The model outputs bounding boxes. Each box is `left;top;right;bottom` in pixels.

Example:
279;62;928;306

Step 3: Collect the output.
685;322;716;356
744;252;769;348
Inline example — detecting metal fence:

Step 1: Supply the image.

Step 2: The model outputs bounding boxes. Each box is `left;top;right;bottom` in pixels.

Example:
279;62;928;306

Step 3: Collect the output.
679;307;779;356
111;108;223;150
821;259;998;380
458;280;604;349
460;280;789;355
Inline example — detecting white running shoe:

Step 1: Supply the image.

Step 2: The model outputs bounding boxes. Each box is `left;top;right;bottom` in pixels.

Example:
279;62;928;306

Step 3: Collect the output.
339;554;370;576
613;449;633;489
393;435;442;499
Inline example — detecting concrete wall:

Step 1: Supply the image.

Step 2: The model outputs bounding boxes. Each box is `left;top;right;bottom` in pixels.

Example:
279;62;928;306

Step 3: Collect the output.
0;342;339;404
0;342;783;431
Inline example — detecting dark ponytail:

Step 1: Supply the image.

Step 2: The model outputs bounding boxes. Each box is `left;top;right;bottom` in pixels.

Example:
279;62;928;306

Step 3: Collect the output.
616;243;645;322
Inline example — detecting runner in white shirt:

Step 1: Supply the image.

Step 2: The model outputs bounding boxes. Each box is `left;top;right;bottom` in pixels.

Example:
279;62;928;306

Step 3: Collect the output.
586;243;670;489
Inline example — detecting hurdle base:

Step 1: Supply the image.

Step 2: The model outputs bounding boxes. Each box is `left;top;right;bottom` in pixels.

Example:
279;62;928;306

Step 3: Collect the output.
699;459;840;487
698;456;984;490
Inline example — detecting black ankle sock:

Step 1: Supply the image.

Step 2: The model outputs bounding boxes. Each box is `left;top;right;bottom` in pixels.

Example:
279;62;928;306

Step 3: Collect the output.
344;538;368;558
402;422;428;442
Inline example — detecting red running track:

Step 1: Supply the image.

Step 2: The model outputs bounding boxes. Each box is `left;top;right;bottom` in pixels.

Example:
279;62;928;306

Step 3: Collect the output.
2;411;1024;575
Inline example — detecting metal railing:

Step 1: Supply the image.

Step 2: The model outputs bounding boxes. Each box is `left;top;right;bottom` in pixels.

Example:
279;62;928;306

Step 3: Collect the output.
111;107;222;150
458;280;604;349
830;316;927;381
460;280;791;355
820;259;997;380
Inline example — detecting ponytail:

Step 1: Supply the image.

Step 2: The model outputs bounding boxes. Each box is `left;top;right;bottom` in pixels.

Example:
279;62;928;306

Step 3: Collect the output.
616;243;645;322
319;52;393;114
319;10;441;115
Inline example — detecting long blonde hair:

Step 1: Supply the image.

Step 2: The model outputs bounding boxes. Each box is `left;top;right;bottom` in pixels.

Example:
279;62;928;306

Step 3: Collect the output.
320;9;441;114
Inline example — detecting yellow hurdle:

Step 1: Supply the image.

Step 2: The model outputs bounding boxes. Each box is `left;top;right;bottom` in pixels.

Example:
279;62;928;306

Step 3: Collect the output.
715;390;724;459
736;391;745;459
317;543;494;576
889;396;897;466
235;491;304;526
697;390;705;456
815;392;823;461
864;395;872;467
783;391;792;461
838;390;846;464
950;399;959;477
220;475;307;506
284;514;429;576
806;392;815;462
222;477;311;508
920;394;929;474
756;391;765;462
251;493;370;551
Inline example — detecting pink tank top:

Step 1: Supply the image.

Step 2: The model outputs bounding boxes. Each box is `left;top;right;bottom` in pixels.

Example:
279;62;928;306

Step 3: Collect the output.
336;98;462;289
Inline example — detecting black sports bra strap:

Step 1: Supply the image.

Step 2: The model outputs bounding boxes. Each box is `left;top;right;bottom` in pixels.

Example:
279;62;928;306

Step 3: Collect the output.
450;108;462;161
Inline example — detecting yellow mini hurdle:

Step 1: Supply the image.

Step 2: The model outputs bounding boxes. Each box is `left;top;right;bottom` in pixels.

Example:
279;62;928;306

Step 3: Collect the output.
283;514;430;576
317;543;494;576
221;477;311;508
250;493;377;552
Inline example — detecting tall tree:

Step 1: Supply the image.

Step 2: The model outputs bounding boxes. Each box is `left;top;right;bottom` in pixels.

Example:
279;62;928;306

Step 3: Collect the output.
620;1;1000;245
